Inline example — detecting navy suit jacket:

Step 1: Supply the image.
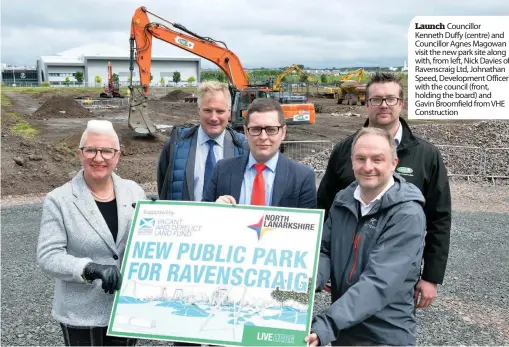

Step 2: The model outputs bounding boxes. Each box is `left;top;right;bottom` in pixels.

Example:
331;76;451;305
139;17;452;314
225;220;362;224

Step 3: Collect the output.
202;152;317;208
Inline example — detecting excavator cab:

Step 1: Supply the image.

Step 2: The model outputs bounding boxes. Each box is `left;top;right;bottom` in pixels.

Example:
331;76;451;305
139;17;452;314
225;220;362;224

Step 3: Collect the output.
230;88;268;130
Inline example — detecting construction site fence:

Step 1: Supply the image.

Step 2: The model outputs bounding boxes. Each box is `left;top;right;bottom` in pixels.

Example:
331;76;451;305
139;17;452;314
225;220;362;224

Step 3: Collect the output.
1;81;199;88
75;98;130;109
280;141;509;182
2;82;337;95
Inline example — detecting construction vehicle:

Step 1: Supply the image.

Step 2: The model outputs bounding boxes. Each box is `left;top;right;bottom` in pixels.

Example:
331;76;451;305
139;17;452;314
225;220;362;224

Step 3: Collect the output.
270;64;312;92
323;68;365;100
100;61;124;98
335;68;366;105
128;6;315;136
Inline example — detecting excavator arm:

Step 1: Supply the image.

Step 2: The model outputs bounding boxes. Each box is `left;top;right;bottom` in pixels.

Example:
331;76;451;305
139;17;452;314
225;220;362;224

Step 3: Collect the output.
128;7;314;135
340;68;364;82
128;6;254;135
131;6;250;93
272;64;311;92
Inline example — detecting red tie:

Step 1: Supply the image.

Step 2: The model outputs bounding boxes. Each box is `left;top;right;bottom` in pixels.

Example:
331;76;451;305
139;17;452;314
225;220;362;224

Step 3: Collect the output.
251;163;266;205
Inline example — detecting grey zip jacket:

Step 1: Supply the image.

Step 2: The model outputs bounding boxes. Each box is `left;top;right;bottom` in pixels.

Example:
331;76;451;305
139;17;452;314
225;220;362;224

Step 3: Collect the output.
312;173;426;346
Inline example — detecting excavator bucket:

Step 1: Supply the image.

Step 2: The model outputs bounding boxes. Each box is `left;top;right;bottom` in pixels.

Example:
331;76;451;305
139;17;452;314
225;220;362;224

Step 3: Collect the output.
128;96;157;136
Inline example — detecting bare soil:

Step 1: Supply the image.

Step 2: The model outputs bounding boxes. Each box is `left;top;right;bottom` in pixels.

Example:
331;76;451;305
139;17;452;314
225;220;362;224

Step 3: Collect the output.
160;90;193;101
1;90;366;197
2;89;508;198
33;95;94;119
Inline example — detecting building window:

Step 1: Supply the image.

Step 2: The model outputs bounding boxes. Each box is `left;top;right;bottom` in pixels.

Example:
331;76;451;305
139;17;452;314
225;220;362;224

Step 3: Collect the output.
118;72;136;77
48;72;75;77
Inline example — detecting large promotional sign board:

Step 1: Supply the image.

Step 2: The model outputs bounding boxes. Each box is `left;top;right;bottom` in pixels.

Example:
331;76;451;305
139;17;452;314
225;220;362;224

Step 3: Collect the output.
107;200;324;346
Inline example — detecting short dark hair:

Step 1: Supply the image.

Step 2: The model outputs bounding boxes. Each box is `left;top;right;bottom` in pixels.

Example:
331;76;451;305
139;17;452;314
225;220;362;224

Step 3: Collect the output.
245;98;286;126
365;72;404;101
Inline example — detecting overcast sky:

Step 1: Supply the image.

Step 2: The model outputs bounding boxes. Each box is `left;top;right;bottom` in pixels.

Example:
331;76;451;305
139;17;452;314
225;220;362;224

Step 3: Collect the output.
1;0;508;69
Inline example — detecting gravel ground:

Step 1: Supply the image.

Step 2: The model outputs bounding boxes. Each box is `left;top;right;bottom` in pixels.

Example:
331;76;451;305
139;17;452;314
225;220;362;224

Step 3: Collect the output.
2;199;508;346
299;120;509;181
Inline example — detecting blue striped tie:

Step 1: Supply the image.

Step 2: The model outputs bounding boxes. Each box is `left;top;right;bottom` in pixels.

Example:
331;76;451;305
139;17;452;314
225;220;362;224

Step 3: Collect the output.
203;139;217;192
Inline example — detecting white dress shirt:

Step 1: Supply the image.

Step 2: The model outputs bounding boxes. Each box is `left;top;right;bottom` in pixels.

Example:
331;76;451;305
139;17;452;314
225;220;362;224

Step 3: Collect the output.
353;176;395;216
239;152;279;206
394;121;402;148
193;126;225;201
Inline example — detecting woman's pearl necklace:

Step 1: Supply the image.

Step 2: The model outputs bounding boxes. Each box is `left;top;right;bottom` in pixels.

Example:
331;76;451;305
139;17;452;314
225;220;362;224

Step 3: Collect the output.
87;177;114;201
90;188;113;201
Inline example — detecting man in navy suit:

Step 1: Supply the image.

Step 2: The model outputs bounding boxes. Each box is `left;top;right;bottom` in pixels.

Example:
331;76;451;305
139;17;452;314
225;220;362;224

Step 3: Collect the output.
202;98;316;208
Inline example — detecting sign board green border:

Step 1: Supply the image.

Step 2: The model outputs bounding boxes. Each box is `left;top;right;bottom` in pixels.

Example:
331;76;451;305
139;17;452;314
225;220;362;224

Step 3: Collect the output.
107;200;324;346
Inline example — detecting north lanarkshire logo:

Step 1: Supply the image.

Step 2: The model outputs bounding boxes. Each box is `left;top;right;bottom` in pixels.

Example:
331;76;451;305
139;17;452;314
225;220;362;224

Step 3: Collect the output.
247;216;273;241
247;214;315;241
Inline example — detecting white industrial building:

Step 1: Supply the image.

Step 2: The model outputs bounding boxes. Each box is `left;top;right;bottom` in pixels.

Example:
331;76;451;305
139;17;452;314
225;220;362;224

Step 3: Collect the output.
36;44;201;86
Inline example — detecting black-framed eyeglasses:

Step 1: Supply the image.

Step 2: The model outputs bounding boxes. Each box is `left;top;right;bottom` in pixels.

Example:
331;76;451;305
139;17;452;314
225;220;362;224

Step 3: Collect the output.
247;126;282;136
368;97;402;106
80;146;119;160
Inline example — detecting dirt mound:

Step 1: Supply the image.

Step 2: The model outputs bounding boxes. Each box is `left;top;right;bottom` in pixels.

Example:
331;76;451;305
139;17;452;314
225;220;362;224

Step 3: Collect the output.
160;89;192;101
1;134;81;197
55;126;166;156
33;95;93;118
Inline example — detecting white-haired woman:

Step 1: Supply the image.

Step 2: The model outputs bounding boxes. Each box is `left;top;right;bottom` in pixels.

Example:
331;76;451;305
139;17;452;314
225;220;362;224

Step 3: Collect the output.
37;120;146;346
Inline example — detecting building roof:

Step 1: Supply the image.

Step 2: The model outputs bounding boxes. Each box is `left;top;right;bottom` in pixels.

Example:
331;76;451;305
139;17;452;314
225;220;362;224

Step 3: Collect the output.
57;44;129;58
40;43;200;65
40;55;85;64
1;63;37;71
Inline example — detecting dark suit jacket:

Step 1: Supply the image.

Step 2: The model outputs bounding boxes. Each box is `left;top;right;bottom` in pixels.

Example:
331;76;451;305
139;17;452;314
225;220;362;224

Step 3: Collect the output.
157;126;246;201
202;152;317;208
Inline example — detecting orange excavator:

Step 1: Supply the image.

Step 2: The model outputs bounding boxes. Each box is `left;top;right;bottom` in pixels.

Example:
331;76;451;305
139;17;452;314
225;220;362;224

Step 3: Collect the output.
128;6;315;136
100;61;124;98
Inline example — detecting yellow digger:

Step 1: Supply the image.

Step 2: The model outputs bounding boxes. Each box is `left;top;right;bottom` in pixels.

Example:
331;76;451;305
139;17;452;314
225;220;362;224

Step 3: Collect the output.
323;69;364;99
270;64;312;92
335;68;367;105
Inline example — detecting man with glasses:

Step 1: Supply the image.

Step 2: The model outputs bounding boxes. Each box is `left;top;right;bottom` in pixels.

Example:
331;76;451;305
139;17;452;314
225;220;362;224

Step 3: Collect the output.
202;98;316;208
317;72;451;310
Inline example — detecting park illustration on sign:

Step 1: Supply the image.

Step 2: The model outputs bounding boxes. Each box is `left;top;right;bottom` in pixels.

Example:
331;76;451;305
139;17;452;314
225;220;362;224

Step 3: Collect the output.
107;200;324;346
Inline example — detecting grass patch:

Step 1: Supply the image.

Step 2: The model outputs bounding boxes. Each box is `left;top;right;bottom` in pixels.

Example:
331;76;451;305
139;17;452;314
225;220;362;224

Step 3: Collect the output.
1;92;12;106
11;121;38;138
1;109;39;139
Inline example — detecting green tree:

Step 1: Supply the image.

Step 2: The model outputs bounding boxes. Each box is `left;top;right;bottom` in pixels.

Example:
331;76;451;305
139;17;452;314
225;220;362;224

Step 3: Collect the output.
65;76;70;85
160;76;165;86
270;278;313;323
74;71;84;83
270;278;312;306
112;73;119;83
173;71;181;83
320;74;327;83
150;73;153;82
217;72;226;83
95;75;102;85
200;71;217;81
187;76;196;83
